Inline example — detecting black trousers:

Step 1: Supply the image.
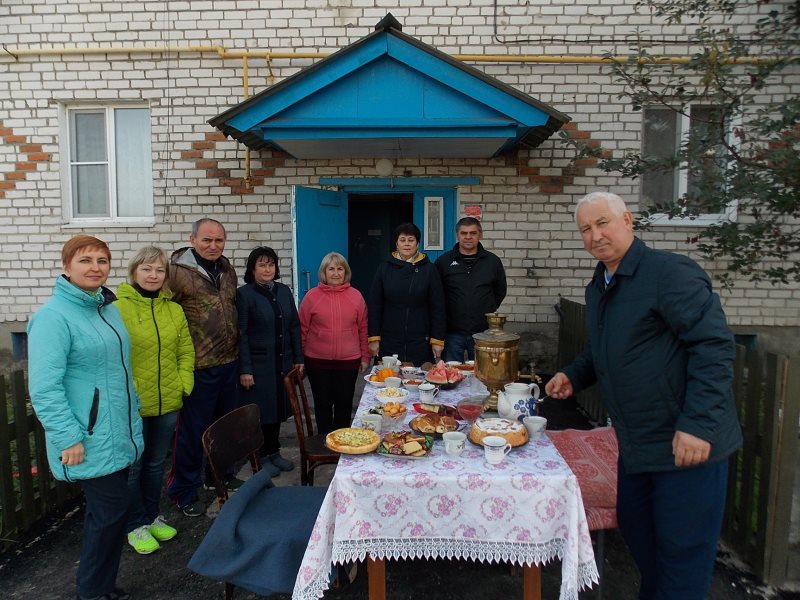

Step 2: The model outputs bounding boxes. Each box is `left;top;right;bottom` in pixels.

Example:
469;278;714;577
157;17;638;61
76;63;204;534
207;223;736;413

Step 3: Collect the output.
305;366;358;435
77;468;130;598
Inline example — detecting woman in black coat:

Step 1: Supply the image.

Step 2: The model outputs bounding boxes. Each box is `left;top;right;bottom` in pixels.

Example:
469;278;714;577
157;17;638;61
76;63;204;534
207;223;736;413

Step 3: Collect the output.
368;222;446;366
237;247;303;478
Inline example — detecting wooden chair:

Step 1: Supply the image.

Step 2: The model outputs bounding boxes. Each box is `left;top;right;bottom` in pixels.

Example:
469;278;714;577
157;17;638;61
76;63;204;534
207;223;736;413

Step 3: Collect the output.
202;403;263;508
192;403;327;600
283;365;339;485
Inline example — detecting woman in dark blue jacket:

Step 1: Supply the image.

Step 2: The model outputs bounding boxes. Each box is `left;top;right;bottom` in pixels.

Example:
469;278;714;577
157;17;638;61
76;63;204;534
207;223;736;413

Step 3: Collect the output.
367;223;446;366
237;247;303;477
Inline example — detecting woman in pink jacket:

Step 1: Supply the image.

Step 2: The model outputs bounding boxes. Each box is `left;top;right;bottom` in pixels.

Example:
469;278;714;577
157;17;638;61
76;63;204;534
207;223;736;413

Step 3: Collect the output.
299;252;370;434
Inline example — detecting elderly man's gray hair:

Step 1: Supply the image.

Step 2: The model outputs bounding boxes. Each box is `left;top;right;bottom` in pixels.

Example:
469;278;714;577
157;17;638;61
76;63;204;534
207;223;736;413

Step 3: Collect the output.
191;218;226;237
574;192;628;222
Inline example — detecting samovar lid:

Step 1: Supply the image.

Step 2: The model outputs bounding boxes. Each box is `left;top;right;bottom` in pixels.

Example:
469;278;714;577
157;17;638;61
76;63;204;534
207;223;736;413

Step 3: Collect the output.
472;312;519;344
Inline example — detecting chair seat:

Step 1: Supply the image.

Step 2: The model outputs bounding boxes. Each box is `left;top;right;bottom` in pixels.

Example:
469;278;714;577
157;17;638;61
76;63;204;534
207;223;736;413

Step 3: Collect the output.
305;433;340;461
189;468;327;596
548;427;619;531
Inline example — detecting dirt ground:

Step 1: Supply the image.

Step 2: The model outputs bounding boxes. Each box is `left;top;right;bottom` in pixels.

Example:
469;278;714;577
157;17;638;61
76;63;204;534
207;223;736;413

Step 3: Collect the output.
2;380;798;600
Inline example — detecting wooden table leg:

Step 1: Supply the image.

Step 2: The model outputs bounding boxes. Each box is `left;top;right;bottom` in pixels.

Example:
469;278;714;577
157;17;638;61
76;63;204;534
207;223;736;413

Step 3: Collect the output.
367;554;386;600
522;563;542;600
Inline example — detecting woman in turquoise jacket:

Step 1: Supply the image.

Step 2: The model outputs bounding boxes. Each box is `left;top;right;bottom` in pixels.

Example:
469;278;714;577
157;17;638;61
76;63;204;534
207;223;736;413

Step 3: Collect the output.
28;235;143;600
116;246;195;555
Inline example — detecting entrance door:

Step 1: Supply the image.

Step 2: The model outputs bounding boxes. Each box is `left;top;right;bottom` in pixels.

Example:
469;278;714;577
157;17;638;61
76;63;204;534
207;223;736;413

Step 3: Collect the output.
348;194;413;298
293;186;348;302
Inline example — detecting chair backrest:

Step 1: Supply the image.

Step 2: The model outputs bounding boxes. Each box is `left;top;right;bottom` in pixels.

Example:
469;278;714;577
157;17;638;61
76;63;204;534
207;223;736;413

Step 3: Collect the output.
202;403;263;505
284;366;314;454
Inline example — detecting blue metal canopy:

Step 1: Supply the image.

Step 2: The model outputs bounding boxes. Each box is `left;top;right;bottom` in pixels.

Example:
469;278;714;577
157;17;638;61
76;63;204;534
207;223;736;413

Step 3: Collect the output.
209;14;570;159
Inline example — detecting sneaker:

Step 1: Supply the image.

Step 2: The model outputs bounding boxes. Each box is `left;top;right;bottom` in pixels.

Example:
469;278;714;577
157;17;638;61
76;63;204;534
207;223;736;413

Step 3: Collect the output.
180;499;205;517
269;452;295;472
77;588;131;600
148;515;177;542
127;525;160;554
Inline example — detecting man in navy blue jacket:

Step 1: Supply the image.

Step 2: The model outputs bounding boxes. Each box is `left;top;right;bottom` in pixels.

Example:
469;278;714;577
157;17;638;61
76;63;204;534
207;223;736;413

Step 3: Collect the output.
546;191;742;600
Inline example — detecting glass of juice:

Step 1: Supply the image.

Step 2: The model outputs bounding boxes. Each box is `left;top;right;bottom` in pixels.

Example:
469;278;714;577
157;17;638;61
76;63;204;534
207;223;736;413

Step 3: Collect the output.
457;397;484;424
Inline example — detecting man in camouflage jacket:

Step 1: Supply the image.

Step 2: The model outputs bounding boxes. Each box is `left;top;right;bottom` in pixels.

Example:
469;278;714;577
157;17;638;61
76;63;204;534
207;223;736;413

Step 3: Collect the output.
166;218;240;516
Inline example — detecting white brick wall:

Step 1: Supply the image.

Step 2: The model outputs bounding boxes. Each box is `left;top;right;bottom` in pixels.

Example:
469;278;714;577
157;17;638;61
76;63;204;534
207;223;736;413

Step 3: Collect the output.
0;0;798;339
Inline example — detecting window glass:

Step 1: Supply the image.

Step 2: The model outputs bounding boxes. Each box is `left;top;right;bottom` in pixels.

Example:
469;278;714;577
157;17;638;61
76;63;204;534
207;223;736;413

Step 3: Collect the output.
115;108;153;217
70;111;106;163
72;164;109;217
641;108;677;207
687;105;726;205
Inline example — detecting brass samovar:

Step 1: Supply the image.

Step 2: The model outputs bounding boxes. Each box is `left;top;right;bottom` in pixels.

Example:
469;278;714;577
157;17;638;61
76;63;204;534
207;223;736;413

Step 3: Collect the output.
473;313;519;411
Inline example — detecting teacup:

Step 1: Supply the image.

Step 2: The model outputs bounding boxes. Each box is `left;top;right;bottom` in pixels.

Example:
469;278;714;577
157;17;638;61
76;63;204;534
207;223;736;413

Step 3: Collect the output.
443;431;466;457
382;355;399;369
361;414;383;433
401;366;417;378
483;435;512;465
523;416;547;438
384;376;402;389
418;382;439;403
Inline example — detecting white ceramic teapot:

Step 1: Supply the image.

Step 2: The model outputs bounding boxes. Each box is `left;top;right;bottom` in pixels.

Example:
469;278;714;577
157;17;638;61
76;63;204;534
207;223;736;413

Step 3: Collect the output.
497;382;540;421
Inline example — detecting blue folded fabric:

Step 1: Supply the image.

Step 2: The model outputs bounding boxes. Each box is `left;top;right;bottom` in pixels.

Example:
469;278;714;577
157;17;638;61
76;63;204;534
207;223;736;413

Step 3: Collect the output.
188;468;327;595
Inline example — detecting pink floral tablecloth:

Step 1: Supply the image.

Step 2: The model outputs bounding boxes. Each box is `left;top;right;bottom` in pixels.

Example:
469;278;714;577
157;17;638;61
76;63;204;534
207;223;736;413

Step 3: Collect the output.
293;385;598;600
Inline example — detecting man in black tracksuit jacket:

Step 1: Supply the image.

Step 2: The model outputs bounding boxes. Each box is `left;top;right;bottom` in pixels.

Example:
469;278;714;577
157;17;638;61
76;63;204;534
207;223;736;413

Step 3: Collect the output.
434;217;507;362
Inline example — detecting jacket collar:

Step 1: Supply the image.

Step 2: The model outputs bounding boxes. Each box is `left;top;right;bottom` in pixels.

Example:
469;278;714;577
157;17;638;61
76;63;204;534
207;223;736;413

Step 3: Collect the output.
171;246;233;281
55;275;116;308
116;281;173;303
591;237;645;287
317;282;351;293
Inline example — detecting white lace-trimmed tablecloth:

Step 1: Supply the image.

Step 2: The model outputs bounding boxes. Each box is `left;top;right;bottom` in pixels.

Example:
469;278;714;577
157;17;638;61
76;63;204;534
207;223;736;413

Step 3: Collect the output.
293;384;599;600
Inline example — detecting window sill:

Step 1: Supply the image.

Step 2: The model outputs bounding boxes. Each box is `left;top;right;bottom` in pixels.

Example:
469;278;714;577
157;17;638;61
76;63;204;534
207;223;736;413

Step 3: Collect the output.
62;218;157;229
643;212;732;228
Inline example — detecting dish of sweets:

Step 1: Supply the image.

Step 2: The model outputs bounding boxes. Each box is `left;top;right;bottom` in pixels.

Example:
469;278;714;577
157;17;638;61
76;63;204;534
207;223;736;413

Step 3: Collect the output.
408;414;461;437
376;431;434;458
364;366;400;388
374;387;410;403
468;417;529;447
425;360;465;389
325;427;381;454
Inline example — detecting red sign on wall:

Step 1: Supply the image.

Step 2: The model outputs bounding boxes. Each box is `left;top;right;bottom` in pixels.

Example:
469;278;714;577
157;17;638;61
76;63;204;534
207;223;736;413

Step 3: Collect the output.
464;204;482;220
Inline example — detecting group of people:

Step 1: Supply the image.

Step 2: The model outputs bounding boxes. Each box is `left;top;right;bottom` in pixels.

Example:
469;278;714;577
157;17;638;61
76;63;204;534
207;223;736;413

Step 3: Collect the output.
26;215;506;600
27;191;740;600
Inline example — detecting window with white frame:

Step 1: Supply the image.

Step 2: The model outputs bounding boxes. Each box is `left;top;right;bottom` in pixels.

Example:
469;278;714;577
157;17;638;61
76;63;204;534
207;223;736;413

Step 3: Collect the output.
61;105;154;223
641;105;735;224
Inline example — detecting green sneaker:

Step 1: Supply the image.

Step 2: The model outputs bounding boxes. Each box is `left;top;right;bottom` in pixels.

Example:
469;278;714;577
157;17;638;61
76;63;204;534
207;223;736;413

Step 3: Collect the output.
127;525;160;554
148;515;177;542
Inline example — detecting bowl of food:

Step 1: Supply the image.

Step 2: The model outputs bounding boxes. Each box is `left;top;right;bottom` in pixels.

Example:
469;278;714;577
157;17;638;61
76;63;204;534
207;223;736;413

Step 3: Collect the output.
381;401;408;430
374;386;410;404
402;378;424;392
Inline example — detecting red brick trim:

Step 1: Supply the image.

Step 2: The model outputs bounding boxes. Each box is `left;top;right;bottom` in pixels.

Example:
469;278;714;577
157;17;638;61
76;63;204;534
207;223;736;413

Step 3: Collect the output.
514;123;609;194
0;120;52;198
188;130;287;195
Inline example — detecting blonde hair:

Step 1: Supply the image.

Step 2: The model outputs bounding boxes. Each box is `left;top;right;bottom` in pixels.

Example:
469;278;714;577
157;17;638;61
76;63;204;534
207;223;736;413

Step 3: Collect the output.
318;252;352;284
128;246;169;284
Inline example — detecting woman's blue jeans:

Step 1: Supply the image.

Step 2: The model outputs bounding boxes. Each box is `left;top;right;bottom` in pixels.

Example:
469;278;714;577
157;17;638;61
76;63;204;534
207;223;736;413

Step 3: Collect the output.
127;411;178;531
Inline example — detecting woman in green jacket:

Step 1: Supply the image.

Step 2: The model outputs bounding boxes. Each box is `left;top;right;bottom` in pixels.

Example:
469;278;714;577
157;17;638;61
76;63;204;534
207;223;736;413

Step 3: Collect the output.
117;246;195;555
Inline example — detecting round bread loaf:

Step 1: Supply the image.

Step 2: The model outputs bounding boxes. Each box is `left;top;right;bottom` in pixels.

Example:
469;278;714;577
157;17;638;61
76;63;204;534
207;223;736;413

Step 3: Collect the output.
468;417;528;447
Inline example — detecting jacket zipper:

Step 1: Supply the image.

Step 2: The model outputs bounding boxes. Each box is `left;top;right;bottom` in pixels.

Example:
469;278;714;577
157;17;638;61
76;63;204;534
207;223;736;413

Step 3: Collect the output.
151;299;163;415
404;265;417;359
87;388;99;435
98;302;141;463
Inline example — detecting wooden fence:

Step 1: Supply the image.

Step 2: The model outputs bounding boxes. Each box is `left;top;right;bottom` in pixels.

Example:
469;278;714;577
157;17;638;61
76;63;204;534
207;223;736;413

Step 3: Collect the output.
0;370;80;552
556;297;800;587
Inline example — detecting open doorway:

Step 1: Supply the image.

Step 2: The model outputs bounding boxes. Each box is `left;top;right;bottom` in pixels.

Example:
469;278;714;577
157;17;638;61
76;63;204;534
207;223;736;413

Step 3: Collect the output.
348;193;413;298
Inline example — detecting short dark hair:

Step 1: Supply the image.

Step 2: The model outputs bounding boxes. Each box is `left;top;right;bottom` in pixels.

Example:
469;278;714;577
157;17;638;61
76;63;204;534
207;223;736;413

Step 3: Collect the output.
456;217;482;233
244;246;281;284
392;222;421;246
